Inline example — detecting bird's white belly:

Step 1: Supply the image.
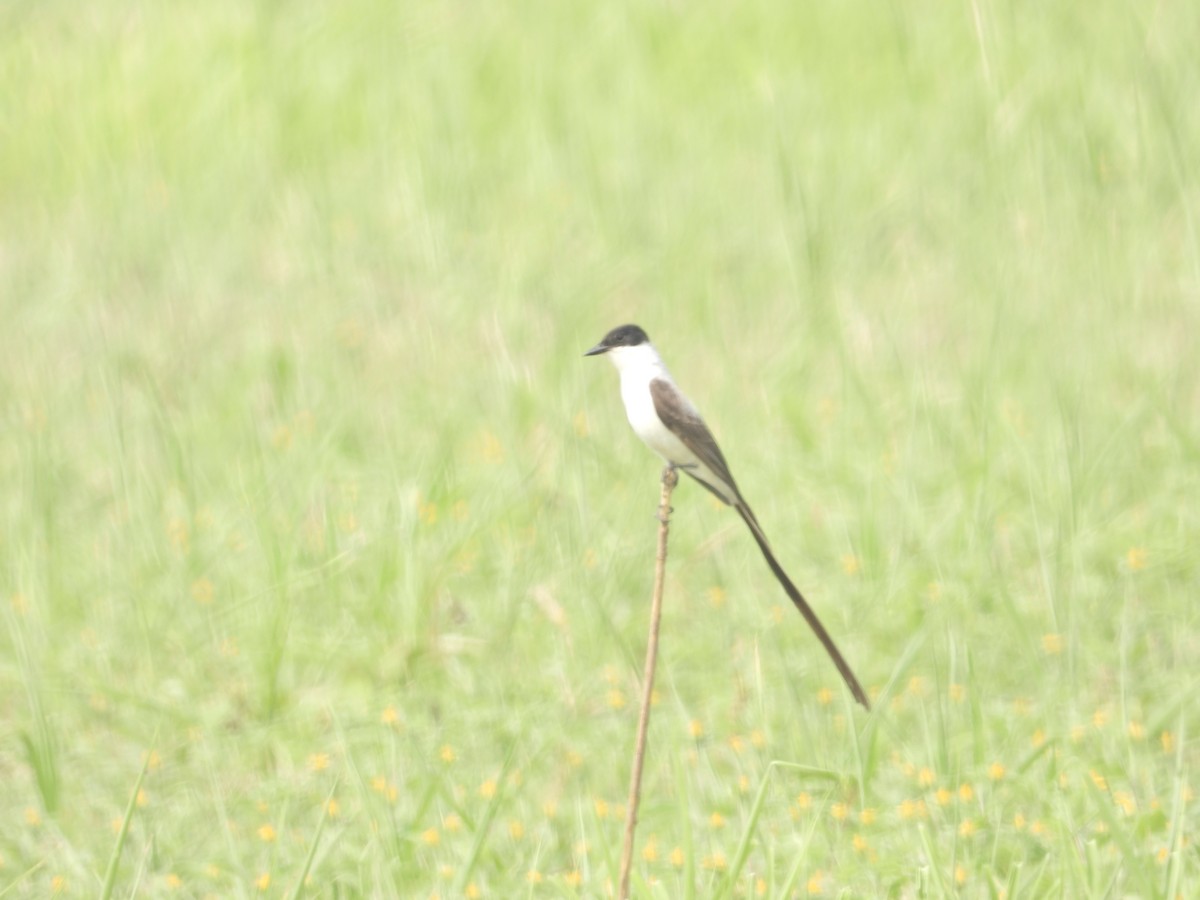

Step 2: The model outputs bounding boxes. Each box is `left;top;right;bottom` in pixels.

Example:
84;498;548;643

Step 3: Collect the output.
620;376;697;465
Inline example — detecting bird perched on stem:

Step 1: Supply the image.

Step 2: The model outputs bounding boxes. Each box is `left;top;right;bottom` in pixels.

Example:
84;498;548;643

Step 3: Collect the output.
586;323;869;709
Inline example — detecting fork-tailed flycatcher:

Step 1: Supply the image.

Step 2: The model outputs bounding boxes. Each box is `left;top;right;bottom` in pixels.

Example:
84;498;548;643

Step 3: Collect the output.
585;324;869;709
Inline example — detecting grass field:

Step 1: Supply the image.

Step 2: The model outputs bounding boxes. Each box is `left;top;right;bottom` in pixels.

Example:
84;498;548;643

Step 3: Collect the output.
2;1;1198;896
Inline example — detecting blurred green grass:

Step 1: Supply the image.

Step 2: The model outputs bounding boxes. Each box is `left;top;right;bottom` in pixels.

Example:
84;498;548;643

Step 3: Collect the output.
1;0;1198;896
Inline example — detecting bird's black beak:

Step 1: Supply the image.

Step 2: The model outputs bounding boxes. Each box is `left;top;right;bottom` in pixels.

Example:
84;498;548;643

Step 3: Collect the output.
584;342;609;357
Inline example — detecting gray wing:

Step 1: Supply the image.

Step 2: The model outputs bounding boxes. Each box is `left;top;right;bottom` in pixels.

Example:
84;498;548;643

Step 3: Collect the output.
649;378;741;503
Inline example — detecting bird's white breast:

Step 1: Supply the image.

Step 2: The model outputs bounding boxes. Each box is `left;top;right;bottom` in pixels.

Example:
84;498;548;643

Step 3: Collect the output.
610;344;698;465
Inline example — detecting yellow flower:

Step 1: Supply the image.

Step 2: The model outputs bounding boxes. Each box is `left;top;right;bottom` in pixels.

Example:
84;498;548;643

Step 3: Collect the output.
606;689;626;709
1089;770;1107;791
381;706;400;726
563;871;582;887
958;819;976;837
508;819;524;840
750;729;766;749
898;799;918;820
935;788;952;807
988;762;1006;781
326;799;340;818
1042;633;1063;655
1113;791;1136;815
1031;728;1046;748
807;869;824;894
308;752;330;772
710;811;726;828
642;836;659;862
918;767;935;787
257;824;277;843
949;683;965;702
859;808;877;825
271;424;292;450
830;802;849;821
708;586;726;608
688;719;704;739
1013;812;1026;830
669;847;685;868
1125;547;1147;571
1128;720;1145;740
439;745;456;764
479;780;497;799
702;852;727;871
954;865;967;885
958;783;974;802
852;833;868;852
420;827;440;846
816;687;834;706
795;792;812;810
191;578;214;605
24;807;41;827
594;798;609;819
50;876;66;894
478;429;504;464
1161;731;1175;754
166;517;189;551
165;873;182;890
444;814;461;832
255;873;270;892
526;870;543;884
841;554;861;575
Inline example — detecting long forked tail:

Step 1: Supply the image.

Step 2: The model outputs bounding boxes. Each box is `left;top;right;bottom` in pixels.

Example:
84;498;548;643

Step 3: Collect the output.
736;502;870;710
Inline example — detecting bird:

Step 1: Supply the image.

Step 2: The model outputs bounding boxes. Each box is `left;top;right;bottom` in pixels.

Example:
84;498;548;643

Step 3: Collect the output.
585;323;869;709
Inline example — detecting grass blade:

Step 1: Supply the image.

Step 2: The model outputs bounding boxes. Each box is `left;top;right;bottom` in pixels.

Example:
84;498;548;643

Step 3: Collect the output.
716;761;846;900
673;755;695;900
1164;713;1187;900
452;745;516;894
289;778;340;900
98;744;155;900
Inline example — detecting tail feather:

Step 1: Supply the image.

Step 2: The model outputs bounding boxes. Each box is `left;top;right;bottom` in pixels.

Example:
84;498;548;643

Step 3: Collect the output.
736;502;870;710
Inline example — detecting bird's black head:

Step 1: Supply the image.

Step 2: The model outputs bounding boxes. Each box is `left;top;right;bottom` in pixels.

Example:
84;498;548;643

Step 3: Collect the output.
584;324;650;356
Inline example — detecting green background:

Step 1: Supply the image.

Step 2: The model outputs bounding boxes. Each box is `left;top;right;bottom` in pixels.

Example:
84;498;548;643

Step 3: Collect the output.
2;1;1197;896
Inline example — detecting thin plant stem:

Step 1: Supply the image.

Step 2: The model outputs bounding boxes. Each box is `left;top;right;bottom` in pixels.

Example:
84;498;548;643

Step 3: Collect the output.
618;464;677;900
